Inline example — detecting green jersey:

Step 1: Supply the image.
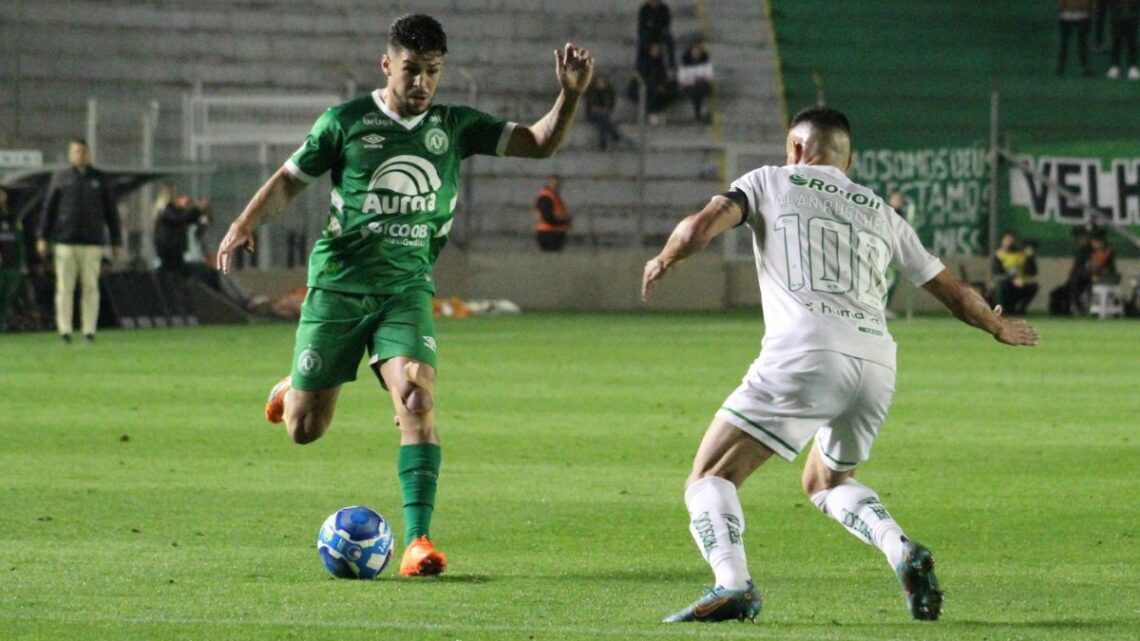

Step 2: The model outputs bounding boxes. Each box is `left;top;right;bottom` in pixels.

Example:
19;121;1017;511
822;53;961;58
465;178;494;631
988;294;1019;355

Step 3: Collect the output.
286;90;514;295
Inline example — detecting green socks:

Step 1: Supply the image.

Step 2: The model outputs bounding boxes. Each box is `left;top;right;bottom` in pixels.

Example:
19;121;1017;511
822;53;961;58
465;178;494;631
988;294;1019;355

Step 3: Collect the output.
397;443;441;545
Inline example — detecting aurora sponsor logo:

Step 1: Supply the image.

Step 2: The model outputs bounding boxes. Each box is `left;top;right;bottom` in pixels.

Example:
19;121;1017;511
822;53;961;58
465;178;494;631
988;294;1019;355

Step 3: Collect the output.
363;155;442;215
789;174;882;209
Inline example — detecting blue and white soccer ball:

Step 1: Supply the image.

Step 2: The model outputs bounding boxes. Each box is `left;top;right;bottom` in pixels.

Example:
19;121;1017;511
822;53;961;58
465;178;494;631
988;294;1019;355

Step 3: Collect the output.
317;506;394;579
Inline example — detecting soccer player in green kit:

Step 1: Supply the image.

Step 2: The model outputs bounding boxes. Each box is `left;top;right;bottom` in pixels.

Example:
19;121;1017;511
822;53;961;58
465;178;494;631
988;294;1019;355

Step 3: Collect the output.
216;14;594;577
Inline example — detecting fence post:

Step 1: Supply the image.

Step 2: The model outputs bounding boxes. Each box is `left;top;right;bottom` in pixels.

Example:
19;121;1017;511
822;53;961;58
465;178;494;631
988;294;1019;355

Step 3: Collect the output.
988;86;1000;256
636;78;648;249
86;98;98;161
140;105;157;265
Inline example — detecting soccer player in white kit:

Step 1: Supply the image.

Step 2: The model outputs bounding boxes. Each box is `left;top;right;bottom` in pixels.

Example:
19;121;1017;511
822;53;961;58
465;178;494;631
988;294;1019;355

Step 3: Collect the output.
642;106;1039;623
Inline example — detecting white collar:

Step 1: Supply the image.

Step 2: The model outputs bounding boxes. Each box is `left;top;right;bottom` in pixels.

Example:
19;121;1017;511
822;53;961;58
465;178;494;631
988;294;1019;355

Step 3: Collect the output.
372;89;429;131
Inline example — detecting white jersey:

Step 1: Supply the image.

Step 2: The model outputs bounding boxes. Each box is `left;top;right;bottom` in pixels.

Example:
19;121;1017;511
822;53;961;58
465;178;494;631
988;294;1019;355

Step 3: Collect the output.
731;164;944;370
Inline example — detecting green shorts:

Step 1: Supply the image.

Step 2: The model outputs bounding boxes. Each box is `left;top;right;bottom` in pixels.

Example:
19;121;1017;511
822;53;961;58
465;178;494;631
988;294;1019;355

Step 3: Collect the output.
290;287;438;391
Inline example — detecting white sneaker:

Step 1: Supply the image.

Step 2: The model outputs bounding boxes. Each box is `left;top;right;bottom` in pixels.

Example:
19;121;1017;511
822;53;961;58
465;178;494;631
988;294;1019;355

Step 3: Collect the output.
1129;67;1140;80
1107;66;1120;79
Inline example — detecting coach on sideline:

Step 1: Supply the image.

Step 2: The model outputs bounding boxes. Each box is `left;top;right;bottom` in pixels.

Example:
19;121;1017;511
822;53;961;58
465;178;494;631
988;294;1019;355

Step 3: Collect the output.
36;138;122;344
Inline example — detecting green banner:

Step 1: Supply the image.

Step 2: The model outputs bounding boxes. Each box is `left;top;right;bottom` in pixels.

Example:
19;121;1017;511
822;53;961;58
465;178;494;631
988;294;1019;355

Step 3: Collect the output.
848;145;990;257
1005;145;1140;258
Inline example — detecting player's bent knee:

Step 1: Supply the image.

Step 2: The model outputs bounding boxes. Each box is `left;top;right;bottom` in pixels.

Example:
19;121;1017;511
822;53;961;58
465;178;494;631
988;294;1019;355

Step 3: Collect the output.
286;413;329;445
403;386;434;414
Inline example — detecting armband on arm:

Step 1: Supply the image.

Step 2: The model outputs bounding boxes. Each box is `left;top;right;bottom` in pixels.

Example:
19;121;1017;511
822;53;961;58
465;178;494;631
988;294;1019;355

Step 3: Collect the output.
719;189;750;227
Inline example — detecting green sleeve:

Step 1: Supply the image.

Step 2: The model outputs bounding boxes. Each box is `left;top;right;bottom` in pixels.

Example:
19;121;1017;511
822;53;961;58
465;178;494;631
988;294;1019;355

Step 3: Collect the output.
455;106;511;159
287;109;344;181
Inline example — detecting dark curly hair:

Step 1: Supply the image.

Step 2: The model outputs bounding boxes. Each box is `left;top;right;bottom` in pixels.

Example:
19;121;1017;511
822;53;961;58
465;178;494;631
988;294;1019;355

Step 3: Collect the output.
388;14;448;55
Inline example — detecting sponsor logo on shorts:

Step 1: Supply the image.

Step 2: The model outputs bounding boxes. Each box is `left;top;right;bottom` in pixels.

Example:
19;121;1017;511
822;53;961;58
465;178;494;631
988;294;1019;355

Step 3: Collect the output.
422;336;437;352
298;346;324;375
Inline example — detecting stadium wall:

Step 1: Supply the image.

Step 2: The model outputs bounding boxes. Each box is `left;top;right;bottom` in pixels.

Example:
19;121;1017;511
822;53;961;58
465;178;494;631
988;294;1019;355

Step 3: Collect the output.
232;255;1140;314
768;0;1140;259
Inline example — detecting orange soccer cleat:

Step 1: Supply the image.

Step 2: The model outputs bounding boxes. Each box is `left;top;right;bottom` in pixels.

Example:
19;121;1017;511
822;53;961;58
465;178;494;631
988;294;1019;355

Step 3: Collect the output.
264;376;291;424
399;536;448;577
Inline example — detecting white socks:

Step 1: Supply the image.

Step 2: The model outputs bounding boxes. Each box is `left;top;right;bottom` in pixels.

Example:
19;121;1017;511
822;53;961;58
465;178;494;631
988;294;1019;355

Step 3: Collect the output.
811;479;907;568
685;476;751;589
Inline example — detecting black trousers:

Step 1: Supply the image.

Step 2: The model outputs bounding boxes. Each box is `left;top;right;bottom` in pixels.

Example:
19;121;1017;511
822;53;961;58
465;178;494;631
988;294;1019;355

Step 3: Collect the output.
1111;18;1139;68
536;231;567;252
1058;18;1092;72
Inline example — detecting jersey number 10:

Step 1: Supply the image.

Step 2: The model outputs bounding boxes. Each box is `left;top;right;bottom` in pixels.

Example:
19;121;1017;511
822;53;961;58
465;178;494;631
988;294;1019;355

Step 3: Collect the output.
773;214;891;307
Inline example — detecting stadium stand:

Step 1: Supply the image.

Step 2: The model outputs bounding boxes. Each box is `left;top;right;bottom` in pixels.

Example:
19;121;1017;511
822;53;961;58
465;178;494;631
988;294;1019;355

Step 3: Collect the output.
0;0;787;252
769;0;1138;148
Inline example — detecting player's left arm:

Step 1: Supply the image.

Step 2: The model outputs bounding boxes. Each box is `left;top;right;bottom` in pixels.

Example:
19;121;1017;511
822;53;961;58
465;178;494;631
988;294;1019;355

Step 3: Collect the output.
642;193;745;301
504;43;594;159
922;269;1039;346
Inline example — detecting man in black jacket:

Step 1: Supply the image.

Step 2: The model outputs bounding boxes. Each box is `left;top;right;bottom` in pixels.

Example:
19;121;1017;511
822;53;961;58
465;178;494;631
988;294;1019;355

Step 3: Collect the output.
36;139;122;344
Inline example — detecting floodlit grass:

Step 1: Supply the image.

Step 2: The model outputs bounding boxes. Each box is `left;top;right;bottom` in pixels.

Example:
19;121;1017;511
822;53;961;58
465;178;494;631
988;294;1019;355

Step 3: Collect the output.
1;313;1137;641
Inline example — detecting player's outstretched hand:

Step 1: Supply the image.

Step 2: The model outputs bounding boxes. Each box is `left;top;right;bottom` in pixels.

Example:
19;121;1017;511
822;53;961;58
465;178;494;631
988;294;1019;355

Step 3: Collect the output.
217;223;255;275
555;43;594;95
992;304;1040;346
641;257;667;302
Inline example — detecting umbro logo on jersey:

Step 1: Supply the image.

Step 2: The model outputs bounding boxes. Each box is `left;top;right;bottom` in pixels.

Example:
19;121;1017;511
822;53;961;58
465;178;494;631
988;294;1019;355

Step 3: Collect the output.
362;134;385;149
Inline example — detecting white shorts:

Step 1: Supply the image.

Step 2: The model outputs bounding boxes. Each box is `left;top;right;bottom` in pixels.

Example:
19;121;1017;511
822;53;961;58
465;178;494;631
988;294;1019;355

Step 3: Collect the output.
715;350;896;471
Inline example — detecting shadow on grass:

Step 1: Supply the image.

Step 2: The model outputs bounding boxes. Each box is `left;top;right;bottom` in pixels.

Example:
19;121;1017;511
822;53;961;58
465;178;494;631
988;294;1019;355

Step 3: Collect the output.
949;618;1134;630
530;568;708;582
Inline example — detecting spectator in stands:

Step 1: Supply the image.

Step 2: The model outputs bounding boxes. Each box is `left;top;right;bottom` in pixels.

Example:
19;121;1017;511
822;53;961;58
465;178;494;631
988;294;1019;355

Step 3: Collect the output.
1095;0;1111;49
679;39;714;123
36;138;121;344
638;0;676;71
153;182;211;277
534;175;570;252
637;41;676;126
584;73;632;150
1106;0;1140;79
1057;0;1097;76
1061;227;1117;314
991;232;1039;315
0;187;25;331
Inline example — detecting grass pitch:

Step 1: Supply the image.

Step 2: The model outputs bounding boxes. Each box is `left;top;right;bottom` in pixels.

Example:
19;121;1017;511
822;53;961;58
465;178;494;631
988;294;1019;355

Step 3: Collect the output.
1;313;1137;641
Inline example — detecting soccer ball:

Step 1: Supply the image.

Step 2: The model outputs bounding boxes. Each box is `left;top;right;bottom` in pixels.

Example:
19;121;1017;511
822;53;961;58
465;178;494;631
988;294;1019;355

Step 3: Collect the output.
317;506;394;579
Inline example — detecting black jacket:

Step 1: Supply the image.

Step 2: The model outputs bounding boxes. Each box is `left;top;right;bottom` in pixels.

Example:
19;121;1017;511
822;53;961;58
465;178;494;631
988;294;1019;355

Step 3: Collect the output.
154;203;203;259
38;166;122;246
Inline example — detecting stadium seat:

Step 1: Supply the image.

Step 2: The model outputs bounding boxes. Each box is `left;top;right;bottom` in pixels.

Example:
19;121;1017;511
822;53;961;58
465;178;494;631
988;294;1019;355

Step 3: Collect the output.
1089;284;1124;319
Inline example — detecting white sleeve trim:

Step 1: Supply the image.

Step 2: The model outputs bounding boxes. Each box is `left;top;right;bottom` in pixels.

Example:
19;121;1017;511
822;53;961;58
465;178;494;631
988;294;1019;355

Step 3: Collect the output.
910;259;947;287
496;122;518;157
284;158;318;184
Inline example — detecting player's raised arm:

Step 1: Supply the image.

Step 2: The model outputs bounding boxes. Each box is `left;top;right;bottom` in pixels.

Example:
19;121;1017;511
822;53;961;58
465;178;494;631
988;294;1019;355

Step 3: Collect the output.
504;43;595;159
921;269;1040;346
216;167;309;274
642;194;745;301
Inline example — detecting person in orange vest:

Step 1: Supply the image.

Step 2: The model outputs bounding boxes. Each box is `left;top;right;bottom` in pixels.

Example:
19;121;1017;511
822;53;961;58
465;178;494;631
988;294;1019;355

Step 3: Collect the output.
534;175;570;251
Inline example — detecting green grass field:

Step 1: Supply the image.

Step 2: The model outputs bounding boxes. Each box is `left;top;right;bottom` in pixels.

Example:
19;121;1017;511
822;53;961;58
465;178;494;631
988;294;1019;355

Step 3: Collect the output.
1;313;1137;641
